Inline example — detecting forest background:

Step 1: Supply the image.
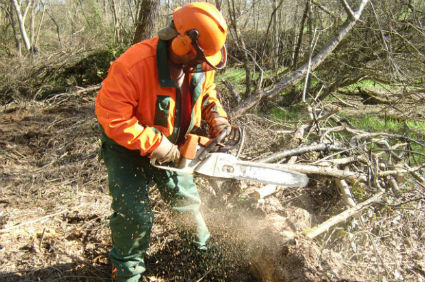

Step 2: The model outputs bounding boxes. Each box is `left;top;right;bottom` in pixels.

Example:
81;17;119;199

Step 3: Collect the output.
0;1;424;282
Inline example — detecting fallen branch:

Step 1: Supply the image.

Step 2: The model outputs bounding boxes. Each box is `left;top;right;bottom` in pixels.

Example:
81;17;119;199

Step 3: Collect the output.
336;178;356;207
303;191;384;239
314;156;361;166
357;87;393;104
378;165;424;177
330;92;358;108
45;84;101;105
74;83;102;95
259;143;347;163
276;163;365;181
389;176;401;196
251;184;278;200
346;129;425;147
0;204;86;233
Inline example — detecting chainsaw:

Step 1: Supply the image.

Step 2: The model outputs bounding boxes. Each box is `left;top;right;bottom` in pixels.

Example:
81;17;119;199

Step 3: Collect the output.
151;128;308;188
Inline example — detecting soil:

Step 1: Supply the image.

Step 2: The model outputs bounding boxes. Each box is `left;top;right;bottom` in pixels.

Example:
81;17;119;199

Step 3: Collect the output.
1;90;424;282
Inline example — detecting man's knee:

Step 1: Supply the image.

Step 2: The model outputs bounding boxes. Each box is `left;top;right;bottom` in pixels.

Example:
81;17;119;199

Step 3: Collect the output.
110;204;154;228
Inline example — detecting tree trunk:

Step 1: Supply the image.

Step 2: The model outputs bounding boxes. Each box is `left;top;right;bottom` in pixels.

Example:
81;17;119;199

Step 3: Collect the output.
9;2;22;56
110;0;119;43
423;2;425;117
132;0;158;44
34;1;45;50
271;0;278;69
230;0;370;119
47;9;62;48
11;0;32;52
292;0;309;70
215;0;223;10
260;0;284;67
227;0;252;97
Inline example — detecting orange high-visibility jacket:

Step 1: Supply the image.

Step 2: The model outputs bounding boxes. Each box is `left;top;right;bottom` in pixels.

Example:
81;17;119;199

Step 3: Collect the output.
95;37;228;156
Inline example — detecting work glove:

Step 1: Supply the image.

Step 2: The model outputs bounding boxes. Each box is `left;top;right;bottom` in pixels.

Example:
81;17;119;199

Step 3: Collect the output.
209;117;231;137
151;135;181;164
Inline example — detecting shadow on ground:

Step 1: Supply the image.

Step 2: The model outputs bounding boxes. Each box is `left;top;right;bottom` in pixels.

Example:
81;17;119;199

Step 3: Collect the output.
0;239;256;282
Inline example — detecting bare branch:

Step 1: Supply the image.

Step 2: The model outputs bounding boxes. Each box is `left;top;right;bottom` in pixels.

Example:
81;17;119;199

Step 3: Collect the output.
275;163;365;181
231;0;370;119
304;191;384;239
336;169;356;208
341;0;356;20
222;79;241;104
259;143;346;163
311;0;339;20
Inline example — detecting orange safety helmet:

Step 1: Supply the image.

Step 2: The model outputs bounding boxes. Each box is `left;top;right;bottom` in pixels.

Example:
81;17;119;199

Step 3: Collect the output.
158;2;227;70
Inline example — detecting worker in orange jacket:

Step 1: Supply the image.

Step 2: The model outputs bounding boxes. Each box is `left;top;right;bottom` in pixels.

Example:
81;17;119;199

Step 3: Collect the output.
95;2;231;281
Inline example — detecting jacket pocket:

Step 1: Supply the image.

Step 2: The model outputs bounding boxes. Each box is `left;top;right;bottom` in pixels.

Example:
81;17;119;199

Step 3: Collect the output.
154;95;170;127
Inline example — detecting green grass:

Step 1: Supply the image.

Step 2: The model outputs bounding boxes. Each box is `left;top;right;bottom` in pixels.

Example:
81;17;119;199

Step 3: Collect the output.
345;114;425;135
350;115;401;132
269;104;305;122
344;79;420;92
216;66;289;97
218;67;246;84
343;114;425;164
345;79;392;91
216;67;247;95
405;120;425;135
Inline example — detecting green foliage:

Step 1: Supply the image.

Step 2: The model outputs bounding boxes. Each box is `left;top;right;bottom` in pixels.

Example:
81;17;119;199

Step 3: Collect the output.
405;121;425;135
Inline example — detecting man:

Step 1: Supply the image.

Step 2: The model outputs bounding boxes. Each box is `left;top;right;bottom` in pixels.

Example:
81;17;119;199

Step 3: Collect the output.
95;2;231;281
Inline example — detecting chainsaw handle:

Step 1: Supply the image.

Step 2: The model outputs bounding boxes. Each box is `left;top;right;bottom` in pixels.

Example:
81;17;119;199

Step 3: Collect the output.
150;157;195;174
197;128;228;160
217;126;242;152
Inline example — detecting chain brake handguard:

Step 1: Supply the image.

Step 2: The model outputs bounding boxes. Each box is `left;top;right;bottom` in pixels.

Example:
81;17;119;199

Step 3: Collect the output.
150;128;242;173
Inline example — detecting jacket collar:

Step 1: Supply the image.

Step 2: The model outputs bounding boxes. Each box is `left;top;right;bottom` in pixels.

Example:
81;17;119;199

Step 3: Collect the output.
156;39;177;88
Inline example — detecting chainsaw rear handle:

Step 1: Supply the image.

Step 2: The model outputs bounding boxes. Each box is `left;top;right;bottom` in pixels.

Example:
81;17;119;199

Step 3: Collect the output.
150;157;194;174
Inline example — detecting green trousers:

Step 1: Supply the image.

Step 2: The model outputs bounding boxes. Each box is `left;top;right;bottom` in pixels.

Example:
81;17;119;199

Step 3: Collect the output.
100;133;210;282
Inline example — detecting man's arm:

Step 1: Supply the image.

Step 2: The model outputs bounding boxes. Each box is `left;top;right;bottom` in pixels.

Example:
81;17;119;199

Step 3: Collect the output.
201;71;231;136
95;61;162;156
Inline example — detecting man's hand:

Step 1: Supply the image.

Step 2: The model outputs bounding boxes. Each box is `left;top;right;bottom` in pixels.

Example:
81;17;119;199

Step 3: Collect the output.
151;135;181;164
210;117;231;137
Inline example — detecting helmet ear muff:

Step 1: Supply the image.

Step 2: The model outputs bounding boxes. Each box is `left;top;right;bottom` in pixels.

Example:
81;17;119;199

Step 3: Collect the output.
171;34;193;56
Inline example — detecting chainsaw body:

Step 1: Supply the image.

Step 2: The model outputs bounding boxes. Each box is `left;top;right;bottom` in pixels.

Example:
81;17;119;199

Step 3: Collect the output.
151;129;309;188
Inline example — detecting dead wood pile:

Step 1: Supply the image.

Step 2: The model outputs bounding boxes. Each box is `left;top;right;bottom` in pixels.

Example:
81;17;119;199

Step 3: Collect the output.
0;86;424;282
218;100;425;282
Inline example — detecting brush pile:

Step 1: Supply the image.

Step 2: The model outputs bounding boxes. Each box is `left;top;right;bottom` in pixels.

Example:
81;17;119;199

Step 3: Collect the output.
0;86;424;282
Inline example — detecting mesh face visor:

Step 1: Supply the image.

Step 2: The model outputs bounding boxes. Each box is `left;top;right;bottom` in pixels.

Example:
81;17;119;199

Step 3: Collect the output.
184;29;227;73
